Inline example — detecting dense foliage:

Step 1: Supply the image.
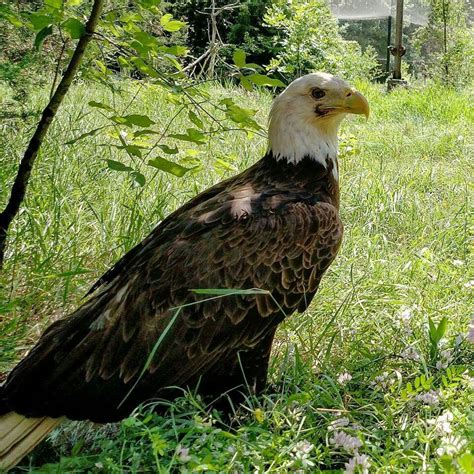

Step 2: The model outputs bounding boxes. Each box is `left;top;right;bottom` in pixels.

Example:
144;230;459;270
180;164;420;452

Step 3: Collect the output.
264;0;380;81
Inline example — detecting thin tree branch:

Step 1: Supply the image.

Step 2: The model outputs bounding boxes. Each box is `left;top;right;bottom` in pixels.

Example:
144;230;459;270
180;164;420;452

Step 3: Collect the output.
50;30;68;100
0;0;105;269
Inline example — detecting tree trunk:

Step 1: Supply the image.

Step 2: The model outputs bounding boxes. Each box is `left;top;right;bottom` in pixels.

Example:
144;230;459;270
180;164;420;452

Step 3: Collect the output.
0;0;105;269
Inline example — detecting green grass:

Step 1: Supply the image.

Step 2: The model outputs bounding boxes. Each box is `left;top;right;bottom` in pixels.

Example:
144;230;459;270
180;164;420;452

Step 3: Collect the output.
0;78;472;473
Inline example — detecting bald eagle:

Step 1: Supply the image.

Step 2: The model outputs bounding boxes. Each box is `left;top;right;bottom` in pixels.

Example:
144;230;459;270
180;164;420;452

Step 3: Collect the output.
0;72;369;469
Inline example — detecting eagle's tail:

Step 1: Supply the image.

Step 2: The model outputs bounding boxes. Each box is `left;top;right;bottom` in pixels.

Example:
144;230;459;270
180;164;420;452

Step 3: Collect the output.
0;412;64;470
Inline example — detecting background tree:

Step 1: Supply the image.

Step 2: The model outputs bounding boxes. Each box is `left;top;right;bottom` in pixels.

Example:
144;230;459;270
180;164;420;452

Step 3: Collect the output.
264;0;380;81
0;0;105;268
412;0;473;87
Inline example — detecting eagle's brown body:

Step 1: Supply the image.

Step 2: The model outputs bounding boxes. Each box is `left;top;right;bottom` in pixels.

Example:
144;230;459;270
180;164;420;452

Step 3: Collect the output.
0;153;342;423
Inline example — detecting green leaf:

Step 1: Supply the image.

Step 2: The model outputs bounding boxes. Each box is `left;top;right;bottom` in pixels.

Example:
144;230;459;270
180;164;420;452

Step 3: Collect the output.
428;317;437;342
188;111;204;129
131;171;146;187
458;453;474;473
437;317;448;340
88;101;114;112
45;0;63;9
116;145;144;158
191;288;269;296
169;128;206;145
65;127;102;145
161;45;188;56
160;13;171;25
106;159;133;172
133;129;161;138
111;114;155;128
29;13;54;31
158;144;179;154
223;103;262;131
50;268;92;278
138;0;161;8
62;18;85;39
147;157;194;177
239;75;253;92
226;104;254;123
233;49;246;68
215;157;238;172
133;30;158;49
34;26;53;51
247;73;285;88
160;13;186;32
127;114;155;127
245;63;262;70
130;57;159;78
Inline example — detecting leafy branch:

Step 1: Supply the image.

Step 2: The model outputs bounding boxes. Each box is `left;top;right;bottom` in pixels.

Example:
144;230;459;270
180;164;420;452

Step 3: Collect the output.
0;0;105;269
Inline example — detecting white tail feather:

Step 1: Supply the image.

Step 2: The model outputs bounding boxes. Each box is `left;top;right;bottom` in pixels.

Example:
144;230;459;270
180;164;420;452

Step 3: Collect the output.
0;412;64;471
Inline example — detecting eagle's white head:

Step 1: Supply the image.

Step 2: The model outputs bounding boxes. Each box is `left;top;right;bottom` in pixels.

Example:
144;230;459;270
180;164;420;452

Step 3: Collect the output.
268;72;369;179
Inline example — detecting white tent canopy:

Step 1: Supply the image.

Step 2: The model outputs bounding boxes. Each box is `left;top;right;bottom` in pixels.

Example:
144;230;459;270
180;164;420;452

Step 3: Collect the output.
327;0;430;25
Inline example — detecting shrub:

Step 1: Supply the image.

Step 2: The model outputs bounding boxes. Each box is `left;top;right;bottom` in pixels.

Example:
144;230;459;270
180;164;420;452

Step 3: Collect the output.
263;0;380;82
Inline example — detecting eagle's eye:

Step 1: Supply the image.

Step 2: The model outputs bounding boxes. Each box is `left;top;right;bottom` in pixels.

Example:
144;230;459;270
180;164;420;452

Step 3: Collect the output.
311;88;325;99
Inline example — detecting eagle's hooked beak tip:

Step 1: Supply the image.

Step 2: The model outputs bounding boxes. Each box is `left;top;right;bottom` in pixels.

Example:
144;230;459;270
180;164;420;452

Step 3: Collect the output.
345;90;370;120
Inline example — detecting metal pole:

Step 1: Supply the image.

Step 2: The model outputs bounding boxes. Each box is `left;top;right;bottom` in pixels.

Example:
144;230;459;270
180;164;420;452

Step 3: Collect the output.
393;0;404;79
386;15;392;74
387;0;407;89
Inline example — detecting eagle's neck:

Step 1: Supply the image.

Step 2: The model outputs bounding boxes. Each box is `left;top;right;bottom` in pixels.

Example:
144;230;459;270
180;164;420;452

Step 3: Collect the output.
267;101;342;181
258;153;340;209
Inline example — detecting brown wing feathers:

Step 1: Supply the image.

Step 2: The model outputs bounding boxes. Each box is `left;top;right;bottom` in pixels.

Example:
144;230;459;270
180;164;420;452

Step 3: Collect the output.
1;156;342;425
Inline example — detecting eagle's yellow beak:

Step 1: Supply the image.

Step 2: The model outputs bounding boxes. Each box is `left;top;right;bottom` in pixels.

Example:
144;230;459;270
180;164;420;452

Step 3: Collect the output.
343;90;370;119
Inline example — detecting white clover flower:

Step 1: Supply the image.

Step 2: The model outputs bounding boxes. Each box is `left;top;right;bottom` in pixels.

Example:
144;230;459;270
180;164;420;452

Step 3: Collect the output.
328;417;351;431
401;344;421;362
428;411;454;435
371;371;395;390
338;372;353;385
468;319;474;344
452;259;464;267
397;307;413;325
344;453;371;473
436;349;454;370
291;440;315;468
177;446;191;462
464;280;474;289
293;440;314;455
440;349;453;362
329;431;362;452
436;435;467;456
415;390;440;406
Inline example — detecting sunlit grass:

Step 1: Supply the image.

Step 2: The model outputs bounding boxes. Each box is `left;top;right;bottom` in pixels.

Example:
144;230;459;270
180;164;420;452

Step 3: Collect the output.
0;79;472;472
